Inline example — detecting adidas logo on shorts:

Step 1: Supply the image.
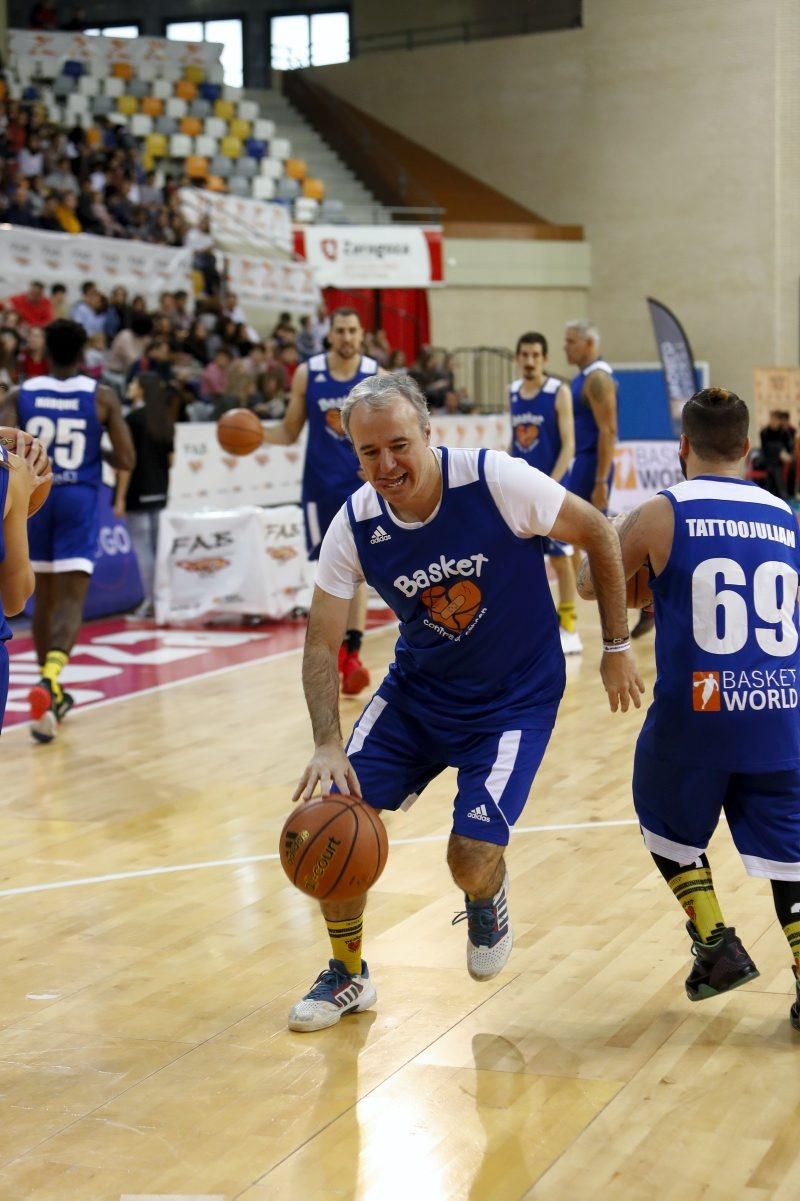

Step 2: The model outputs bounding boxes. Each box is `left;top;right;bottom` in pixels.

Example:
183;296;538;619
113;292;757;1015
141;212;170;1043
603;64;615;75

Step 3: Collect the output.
466;803;491;823
370;525;392;544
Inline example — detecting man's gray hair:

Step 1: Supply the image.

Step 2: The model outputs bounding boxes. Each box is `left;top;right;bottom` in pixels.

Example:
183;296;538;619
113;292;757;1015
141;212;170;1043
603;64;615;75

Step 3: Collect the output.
565;319;601;346
341;373;430;440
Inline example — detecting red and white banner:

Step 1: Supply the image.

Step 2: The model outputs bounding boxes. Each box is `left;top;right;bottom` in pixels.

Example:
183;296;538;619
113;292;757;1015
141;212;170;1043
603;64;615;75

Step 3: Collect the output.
294;225;444;288
155;504;314;623
10;29;222;69
180;189;292;257
225;254;321;316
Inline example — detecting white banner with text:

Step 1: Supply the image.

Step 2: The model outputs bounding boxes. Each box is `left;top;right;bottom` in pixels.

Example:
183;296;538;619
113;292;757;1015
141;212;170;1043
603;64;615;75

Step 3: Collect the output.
10;29;222;69
180;189;293;257
294;225;444;287
610;440;683;512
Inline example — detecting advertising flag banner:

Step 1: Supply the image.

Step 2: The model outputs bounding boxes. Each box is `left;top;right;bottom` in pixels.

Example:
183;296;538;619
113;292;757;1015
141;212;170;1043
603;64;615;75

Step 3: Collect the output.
646;297;699;435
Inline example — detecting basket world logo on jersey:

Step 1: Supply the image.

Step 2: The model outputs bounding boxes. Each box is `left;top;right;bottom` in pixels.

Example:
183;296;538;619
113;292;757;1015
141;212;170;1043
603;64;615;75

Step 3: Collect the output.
692;667;798;712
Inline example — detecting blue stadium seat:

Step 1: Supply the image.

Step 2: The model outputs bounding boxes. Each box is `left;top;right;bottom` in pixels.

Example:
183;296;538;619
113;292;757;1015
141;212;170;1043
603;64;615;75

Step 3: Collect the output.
22;85;40;101
245;138;267;160
62;60;85;78
199;82;221;102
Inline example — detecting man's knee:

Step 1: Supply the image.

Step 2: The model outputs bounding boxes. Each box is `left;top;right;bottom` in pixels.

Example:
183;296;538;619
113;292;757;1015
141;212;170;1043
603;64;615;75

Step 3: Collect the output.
447;833;505;896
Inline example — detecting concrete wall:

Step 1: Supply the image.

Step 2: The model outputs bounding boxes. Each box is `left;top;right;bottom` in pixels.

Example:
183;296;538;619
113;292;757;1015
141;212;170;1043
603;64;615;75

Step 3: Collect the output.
314;0;800;401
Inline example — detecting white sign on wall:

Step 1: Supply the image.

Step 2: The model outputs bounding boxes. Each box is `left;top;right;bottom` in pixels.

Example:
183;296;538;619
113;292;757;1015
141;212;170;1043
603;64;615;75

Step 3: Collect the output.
295;225;444;288
610;440;683;512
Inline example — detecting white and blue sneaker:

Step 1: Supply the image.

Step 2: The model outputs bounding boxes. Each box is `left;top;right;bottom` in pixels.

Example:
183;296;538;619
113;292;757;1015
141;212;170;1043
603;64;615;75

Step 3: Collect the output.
452;869;513;981
288;958;377;1032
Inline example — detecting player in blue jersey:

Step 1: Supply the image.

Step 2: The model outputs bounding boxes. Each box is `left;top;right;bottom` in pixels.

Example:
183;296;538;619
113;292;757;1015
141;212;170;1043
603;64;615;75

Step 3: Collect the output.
509;331;580;653
563;320;617;511
578;387;800;1030
262;308;380;696
3;319;135;743
0;432;51;729
285;373;643;1031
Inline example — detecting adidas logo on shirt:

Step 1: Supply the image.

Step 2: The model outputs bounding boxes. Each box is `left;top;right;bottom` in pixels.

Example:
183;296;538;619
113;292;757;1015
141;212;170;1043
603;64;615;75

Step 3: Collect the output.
314;373;326;382
466;804;491;823
370;525;392;544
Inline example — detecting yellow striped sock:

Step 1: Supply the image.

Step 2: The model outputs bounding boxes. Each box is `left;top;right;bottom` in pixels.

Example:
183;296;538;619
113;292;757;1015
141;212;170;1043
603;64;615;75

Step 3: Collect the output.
557;602;577;633
42;649;69;702
668;867;725;942
326;913;364;975
782;920;800;967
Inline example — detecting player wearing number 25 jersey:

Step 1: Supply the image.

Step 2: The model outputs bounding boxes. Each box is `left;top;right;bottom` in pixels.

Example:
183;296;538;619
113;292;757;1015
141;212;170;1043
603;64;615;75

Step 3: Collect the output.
3;320;134;743
579;387;800;1029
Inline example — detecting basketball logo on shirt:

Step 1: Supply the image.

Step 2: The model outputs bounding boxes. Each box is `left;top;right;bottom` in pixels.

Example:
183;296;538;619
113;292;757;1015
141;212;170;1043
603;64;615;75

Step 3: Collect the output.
514;424;539;451
692;671;720;711
421;579;482;632
324;409;345;438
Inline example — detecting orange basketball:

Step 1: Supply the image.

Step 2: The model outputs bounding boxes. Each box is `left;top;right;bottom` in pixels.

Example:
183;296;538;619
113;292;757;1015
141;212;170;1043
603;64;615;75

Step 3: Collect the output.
280;794;389;901
0;427;52;516
216;408;263;456
422;578;483;632
626;565;653;610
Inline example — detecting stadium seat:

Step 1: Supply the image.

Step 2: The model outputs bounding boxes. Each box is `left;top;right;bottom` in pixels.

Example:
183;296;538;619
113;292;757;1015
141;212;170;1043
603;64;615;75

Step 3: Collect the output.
213;99;235;121
204;116;227;139
210;155;233;178
130;113;154;137
321;198;345;220
153;80;172;101
270;137;291;160
252;176;276;201
128;79;151;99
117;94;138;116
62;60;84;78
145;133;168;159
175;79;197;102
22;85;40;101
228;176;251;196
184;64;205;85
108;111;129;127
295;196;319;223
78;76;99;96
187;100;210;121
66;94;90;117
155;115;178;136
238;100;258;122
159;64;183;84
253;118;276;140
85;126;102;148
103;77;125;98
229;118;251;141
138;64;158;83
92;95;114;117
244;138;267;160
111;62;133;80
220;135;243;158
169;134;192;158
166;98;188;119
260;158;283;179
222;85;242;102
303;177;325;200
141;96;164;118
206;174;226;192
284;157;307;181
199;82;221;102
180;116;203;137
207;63;224;84
194;135;217;158
236;157;258;177
52;75;77;98
276;176;300;200
185;155;208;179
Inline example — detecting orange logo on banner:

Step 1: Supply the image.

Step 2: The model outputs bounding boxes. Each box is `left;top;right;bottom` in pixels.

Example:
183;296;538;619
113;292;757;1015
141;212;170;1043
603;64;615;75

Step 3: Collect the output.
692;671;720;711
613;447;637;490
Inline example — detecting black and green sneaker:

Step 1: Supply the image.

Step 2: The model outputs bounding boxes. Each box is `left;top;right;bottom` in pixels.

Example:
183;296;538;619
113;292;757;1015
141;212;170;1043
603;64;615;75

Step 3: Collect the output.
685;921;759;1001
54;690;74;723
791;967;800;1032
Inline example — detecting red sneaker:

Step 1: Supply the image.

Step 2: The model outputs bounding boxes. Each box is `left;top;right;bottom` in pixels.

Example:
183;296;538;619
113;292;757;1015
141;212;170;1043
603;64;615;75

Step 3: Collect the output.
338;644;348;675
341;649;370;695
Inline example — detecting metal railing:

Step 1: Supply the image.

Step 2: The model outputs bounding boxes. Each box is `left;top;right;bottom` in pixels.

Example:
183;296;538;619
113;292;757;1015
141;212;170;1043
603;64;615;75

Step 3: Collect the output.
350;6;582;57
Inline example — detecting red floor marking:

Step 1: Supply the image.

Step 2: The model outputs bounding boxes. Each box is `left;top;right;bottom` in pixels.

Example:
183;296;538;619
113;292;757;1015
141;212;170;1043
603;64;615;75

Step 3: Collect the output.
5;609;395;730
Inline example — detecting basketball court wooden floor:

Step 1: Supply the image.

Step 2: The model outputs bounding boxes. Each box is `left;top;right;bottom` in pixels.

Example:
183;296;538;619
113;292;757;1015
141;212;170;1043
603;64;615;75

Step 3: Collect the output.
1;604;799;1201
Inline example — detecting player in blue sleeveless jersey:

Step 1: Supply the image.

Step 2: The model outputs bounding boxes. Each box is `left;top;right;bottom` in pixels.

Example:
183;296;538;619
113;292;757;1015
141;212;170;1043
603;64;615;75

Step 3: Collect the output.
3;320;135;743
563;320;617;511
509;331;580;653
284;373;644;1031
0;432;51;729
579;387;800;1030
262;307;379;695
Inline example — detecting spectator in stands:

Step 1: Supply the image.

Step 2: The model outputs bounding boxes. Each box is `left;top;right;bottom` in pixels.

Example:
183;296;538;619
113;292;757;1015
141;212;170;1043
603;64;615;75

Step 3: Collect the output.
7;280;54;328
411;346;451;409
278;342;299;385
50;283;68;319
200;346;234;403
0;329;21;388
4;184;37;227
116;372;179;618
222;292;248;326
104;286;131;340
128;336;174;386
365;329;391;367
251;364;287;420
184;318;211;366
310;304;330;354
38;196;63;231
172;290;192;334
70;282;105;335
29;0;58;29
272;312;296;347
139;171;162;209
18;326;50;380
780;410;797;497
54;190;82;234
296;316;316;362
107;314;155;377
43;156;77;195
83;332;107;379
759;410;792;500
18;133;44;179
388;349;407;370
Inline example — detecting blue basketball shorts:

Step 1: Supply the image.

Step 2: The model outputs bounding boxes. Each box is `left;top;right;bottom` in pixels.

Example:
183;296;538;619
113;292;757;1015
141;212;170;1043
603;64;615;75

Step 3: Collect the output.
633;743;800;881
303;493;346;561
28;484;99;574
344;693;554;846
567;453;614;509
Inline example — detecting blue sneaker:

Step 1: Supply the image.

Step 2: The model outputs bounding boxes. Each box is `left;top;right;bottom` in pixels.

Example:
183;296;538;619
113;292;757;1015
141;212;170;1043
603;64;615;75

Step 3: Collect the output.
452;869;513;981
288;958;376;1032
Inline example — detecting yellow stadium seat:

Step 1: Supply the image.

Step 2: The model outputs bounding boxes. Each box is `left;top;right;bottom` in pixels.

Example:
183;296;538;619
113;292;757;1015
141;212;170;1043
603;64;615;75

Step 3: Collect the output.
186;155;209;179
184;64;205;85
175;79;197;102
214;99;234;121
117;94;138;116
180;116;203;137
141;96;164;118
303;177;325;200
205;174;227;192
145;133;168;158
284;157;308;181
111;61;133;80
229;118;251;140
85;126;102;148
220;135;242;159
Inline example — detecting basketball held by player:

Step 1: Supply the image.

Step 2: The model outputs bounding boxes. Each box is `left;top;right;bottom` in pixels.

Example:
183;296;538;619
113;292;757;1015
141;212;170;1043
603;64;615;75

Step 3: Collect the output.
261;308;380;696
286;374;643;1032
579;387;800;1030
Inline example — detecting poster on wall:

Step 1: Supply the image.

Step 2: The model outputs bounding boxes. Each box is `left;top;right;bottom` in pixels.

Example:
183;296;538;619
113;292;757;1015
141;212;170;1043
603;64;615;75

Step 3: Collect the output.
753;367;800;428
294;225;444;288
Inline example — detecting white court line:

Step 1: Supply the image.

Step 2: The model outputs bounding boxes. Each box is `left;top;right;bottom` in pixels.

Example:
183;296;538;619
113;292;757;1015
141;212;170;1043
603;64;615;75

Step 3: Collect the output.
0;817;638;899
2;620;397;735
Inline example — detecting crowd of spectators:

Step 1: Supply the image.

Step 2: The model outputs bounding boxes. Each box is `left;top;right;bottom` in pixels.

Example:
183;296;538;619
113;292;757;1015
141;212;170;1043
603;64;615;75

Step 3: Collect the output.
755;410;798;502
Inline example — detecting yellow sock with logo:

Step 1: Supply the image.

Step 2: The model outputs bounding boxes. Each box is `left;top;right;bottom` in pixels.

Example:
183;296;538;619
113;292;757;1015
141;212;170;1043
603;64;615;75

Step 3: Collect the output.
782;920;800;968
326;913;364;975
668;866;726;943
557;602;577;633
41;649;69;702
